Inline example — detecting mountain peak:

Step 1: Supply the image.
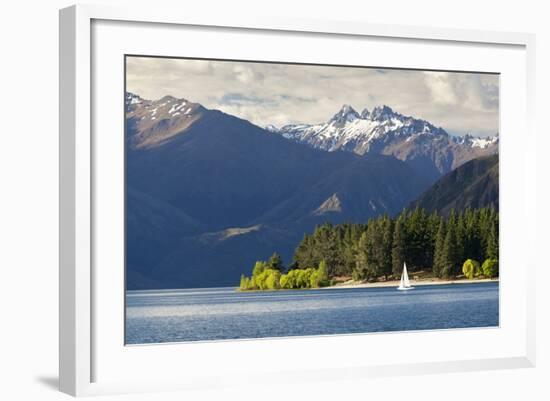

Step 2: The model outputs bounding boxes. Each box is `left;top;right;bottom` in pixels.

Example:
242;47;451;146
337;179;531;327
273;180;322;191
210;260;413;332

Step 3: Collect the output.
265;124;279;133
370;105;396;121
126;92;143;106
360;108;370;119
159;95;178;102
330;104;360;124
314;193;343;215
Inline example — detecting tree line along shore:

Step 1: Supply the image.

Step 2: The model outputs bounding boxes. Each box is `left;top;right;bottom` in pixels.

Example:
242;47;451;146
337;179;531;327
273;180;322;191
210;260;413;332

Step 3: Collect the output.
239;207;498;291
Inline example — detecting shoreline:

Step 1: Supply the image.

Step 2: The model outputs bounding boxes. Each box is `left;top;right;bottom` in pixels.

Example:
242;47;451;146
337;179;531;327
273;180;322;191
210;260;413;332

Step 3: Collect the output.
322;277;499;290
127;278;499;293
234;277;498;293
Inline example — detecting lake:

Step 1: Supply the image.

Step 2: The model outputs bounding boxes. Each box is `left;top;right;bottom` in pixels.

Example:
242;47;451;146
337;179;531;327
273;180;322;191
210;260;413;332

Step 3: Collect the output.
125;282;499;344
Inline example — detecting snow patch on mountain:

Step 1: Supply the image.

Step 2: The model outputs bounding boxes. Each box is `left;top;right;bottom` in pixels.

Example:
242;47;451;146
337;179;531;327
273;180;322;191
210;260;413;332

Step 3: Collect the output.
125;92;206;149
453;134;499;149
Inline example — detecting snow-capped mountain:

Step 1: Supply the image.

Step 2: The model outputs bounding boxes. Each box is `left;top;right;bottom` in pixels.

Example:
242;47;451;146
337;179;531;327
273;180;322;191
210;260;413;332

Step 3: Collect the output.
454;133;499;149
126;92;206;149
126;92;497;182
276;105;448;154
270;105;498;180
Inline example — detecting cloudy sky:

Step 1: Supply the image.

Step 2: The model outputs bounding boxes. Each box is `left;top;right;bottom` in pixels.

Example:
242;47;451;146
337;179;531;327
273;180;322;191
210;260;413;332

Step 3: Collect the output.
126;56;499;137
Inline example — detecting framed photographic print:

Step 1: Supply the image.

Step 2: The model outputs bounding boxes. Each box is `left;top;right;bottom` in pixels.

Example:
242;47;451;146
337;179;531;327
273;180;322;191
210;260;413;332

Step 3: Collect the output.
59;4;536;397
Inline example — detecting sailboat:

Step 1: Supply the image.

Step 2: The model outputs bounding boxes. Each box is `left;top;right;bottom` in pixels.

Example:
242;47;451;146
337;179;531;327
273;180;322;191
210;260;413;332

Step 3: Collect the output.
397;262;414;291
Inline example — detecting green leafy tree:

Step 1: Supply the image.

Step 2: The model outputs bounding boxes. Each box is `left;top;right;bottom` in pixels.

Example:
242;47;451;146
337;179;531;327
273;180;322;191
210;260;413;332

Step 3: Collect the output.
287;271;298;288
252;261;267;277
239;275;250;291
309;270;320;288
280;274;290;289
482;259;499;278
254;269;270;290
462;259;481;279
317;260;329;286
265;270;281;289
293;268;315;288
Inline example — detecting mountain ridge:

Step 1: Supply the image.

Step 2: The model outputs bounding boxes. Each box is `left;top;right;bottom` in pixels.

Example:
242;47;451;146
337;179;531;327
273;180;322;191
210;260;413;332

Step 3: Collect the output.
409;154;499;215
269;103;498;181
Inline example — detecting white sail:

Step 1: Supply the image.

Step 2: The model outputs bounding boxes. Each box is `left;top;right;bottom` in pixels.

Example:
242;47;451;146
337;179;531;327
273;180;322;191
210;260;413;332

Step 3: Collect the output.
403;262;410;287
397;262;413;290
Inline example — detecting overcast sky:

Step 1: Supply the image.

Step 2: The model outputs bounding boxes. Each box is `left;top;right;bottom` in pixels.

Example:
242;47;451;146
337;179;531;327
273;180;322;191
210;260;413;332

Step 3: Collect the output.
126;56;499;137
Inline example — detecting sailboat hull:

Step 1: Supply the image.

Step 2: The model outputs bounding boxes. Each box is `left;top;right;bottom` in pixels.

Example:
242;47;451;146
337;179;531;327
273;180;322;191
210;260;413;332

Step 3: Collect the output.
397;286;414;291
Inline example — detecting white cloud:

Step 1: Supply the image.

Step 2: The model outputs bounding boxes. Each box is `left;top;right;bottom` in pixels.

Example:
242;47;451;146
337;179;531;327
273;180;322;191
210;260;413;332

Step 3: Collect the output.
424;71;499;111
232;65;264;84
126;56;499;137
424;72;459;105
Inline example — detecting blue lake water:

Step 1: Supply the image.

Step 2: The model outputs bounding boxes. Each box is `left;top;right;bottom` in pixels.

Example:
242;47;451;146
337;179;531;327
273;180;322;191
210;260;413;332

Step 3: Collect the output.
125;282;499;344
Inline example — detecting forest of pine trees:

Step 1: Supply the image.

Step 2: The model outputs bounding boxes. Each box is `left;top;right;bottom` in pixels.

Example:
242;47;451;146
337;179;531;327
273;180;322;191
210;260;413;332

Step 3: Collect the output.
240;207;499;290
294;206;499;281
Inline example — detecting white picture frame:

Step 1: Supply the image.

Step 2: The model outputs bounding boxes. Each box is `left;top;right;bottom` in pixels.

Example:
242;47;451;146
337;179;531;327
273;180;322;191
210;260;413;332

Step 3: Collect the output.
59;4;536;397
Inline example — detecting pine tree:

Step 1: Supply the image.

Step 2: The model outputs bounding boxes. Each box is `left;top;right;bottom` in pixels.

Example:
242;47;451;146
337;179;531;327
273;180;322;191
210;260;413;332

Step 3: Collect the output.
392;215;406;278
380;215;394;279
288;206;497;284
486;218;499;260
267;252;283;271
463;208;475;261
433;219;446;277
293;233;316;269
409;207;431;270
347;224;363;275
455;214;466;269
366;220;383;279
313;223;339;275
353;232;369;281
441;214;458;278
426;212;441;269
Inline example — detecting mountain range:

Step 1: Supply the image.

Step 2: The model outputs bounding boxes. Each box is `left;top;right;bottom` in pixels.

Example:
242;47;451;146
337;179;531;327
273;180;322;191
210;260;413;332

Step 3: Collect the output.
270;104;498;182
125;92;498;289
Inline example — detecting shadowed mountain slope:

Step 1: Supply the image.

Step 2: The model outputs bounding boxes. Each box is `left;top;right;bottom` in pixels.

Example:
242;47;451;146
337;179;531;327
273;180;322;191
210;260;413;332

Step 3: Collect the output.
409;154;499;215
